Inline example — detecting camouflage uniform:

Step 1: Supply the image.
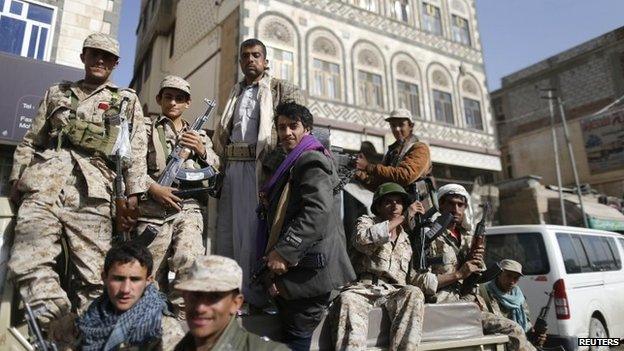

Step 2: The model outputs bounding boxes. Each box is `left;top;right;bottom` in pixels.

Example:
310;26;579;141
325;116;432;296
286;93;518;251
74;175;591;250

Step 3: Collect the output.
138;75;220;318
8;33;148;326
175;255;288;351
415;227;536;351
333;215;425;351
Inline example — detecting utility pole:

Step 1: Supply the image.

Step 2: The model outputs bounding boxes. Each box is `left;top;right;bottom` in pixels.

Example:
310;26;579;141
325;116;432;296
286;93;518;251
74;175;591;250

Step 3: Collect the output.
542;88;567;225
557;97;589;227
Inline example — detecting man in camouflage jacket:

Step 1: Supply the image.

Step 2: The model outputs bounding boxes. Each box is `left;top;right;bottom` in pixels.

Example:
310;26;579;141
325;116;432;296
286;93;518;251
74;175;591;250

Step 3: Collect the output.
8;33;148;332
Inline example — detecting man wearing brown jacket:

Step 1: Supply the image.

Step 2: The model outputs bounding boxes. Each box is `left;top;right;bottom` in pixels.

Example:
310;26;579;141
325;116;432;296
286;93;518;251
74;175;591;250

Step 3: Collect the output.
354;109;431;191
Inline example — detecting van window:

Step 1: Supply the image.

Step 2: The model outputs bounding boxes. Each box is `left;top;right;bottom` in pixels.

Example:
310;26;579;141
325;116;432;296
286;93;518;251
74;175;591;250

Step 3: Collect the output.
557;233;622;273
557;233;591;273
485;233;549;275
582;236;621;271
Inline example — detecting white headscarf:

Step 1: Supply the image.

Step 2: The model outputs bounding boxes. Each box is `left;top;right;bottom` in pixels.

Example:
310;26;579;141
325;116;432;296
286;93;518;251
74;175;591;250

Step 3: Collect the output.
437;183;474;231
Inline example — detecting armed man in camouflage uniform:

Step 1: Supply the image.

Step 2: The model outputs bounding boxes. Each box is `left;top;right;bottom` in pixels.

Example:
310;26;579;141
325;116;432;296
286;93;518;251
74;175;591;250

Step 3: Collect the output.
414;184;536;351
7;33;148;332
137;75;219;318
333;183;426;351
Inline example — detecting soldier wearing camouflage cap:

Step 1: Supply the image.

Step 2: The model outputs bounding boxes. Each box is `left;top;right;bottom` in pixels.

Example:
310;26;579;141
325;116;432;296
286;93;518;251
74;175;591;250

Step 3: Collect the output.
174;256;289;351
8;31;148;340
354;107;431;191
137;74;219;319
333;182;427;350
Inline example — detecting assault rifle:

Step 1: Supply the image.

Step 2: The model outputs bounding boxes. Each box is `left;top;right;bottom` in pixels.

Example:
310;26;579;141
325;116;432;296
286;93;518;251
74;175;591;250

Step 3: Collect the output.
404;178;453;272
459;202;497;296
113;98;139;242
157;98;218;187
530;290;554;347
135;99;219;247
24;302;58;351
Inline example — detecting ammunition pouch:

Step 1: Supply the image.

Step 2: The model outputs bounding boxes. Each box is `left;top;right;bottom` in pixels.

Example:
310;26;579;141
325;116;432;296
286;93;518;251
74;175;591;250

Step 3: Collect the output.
62;118;121;162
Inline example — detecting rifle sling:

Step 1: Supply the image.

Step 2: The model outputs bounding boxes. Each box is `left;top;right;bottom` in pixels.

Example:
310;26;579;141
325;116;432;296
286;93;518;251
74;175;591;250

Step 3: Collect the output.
265;182;291;253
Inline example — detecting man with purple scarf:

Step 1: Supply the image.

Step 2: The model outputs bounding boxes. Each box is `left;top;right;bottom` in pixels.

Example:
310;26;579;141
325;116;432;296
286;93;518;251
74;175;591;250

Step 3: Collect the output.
257;102;355;351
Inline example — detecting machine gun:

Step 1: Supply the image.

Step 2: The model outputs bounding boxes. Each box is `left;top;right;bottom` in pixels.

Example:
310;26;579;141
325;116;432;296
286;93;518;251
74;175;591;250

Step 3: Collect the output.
331;146;358;194
113;98;139;242
530;290;554;347
459;202;494;296
24;302;58;351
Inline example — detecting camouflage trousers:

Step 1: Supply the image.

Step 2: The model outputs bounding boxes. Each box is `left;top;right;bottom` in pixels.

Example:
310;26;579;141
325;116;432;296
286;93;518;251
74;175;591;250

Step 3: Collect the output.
9;175;111;326
437;290;536;351
333;283;425;351
137;205;205;319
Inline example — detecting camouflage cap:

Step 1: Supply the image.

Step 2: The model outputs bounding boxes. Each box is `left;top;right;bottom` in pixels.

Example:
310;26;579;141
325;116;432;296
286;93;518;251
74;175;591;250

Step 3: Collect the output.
500;259;523;276
159;75;191;96
385;108;414;122
175;255;242;292
83;32;120;57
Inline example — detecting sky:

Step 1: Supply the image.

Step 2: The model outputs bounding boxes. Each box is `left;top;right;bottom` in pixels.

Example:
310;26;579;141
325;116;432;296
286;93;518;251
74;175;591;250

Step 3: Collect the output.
113;0;624;92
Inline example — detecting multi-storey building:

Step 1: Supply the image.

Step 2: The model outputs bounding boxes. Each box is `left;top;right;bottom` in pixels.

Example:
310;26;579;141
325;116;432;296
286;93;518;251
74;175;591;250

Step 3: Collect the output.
492;26;624;197
132;0;501;188
0;0;122;67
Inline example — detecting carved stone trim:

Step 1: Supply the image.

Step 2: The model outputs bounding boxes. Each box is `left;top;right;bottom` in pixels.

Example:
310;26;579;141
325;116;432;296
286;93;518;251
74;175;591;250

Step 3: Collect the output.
260;18;294;46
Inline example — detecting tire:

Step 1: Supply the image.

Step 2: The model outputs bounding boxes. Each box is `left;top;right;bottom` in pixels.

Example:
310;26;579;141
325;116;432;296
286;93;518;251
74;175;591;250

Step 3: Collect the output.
588;317;609;351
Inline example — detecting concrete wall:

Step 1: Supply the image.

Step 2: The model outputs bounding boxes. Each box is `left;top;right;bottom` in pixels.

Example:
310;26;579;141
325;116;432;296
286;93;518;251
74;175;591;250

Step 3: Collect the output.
507;120;624;197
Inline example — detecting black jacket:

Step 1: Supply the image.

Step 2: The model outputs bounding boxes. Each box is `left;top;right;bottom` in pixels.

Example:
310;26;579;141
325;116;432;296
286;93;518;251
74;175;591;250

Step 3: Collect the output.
268;150;356;299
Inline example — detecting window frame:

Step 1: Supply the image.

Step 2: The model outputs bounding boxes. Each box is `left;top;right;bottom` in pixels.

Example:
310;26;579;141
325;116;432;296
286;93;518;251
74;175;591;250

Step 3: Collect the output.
421;2;442;36
433;89;454;125
451;14;471;46
267;45;296;84
357;69;385;109
0;0;56;60
311;58;341;101
463;97;483;130
396;79;421;119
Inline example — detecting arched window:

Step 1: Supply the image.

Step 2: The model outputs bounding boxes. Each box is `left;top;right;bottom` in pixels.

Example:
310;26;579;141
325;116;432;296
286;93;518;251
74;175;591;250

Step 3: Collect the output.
460;75;483;130
309;32;343;101
450;0;471;46
354;43;385;109
428;65;454;125
257;16;298;83
393;55;422;118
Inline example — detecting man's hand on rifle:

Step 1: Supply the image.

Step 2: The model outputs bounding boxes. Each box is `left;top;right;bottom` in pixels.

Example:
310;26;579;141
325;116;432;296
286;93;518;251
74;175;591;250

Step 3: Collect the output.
457;259;482;279
266;250;289;275
149;183;182;211
355;153;369;171
470;243;485;261
179;131;206;158
406;201;425;220
118;195;139;231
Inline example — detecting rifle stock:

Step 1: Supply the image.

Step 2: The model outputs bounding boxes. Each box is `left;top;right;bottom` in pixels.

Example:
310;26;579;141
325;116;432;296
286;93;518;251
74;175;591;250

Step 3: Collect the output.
24;302;58;351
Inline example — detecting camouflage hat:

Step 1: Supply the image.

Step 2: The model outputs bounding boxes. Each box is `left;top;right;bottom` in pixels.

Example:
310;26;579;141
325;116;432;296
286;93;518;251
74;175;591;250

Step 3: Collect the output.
159;75;191;96
500;259;523;276
83;32;120;57
371;182;409;216
175;255;242;292
385;108;414;122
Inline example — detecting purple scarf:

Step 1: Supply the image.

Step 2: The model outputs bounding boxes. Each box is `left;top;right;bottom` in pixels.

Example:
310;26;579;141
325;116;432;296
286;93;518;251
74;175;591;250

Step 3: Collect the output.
256;134;330;256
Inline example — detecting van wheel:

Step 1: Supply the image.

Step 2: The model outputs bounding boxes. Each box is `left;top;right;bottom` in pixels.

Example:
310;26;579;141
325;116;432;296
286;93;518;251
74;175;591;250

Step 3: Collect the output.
588;317;608;351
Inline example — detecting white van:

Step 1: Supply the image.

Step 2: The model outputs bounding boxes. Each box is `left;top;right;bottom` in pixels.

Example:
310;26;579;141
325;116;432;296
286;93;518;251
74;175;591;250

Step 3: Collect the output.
484;225;624;351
